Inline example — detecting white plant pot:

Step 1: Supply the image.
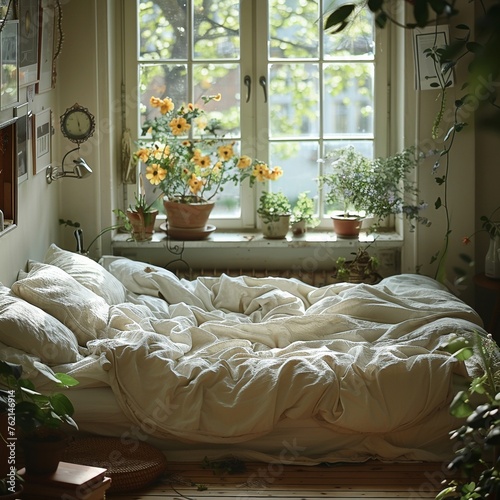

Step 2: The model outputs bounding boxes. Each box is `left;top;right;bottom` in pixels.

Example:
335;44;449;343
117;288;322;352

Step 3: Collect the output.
260;215;290;239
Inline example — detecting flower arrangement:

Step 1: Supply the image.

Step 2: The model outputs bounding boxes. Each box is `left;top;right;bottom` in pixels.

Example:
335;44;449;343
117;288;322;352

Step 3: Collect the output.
134;94;283;203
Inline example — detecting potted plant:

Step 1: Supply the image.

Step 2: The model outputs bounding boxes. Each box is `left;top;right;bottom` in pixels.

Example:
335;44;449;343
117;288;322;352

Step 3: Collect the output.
463;206;500;279
257;191;292;239
332;245;382;284
320;147;429;238
436;332;500;499
125;175;161;242
134;94;283;234
0;360;79;476
290;192;318;236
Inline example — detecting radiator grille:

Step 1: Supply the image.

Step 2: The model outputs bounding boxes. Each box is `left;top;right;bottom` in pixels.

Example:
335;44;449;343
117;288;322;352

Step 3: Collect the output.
174;268;339;287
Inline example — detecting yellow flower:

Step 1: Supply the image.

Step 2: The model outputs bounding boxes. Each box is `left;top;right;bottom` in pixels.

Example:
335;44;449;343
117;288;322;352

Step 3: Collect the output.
218;144;234;161
135;147;151;162
252;162;271;182
193;153;211;168
153;144;170;160
188;173;205;194
268;166;283;180
150;96;175;115
169;116;191;136
145;164;167;185
213;93;222;101
150;96;162;108
237;155;252;169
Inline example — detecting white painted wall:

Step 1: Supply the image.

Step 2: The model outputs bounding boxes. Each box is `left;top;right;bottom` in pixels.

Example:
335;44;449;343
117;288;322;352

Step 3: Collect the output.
1;0;498;319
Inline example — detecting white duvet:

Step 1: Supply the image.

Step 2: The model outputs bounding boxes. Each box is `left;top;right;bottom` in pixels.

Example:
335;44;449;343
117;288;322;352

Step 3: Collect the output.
83;260;484;445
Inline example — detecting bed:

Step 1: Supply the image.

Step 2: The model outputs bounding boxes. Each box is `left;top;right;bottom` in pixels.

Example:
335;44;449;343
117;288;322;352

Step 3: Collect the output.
0;243;493;465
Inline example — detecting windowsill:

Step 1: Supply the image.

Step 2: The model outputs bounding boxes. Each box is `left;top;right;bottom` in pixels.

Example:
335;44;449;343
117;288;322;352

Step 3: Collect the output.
112;229;404;250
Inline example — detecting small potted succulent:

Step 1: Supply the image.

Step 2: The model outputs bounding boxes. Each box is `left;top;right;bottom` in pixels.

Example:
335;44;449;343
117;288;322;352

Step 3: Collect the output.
290;192;318;236
257;191;292;239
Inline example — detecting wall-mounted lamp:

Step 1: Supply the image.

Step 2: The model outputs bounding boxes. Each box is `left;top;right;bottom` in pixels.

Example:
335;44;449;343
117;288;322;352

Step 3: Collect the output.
46;147;93;184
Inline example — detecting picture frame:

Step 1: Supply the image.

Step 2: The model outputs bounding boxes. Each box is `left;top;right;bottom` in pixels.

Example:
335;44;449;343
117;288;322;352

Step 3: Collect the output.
0;21;19;110
36;0;56;93
18;0;40;87
14;102;30;183
33;108;51;174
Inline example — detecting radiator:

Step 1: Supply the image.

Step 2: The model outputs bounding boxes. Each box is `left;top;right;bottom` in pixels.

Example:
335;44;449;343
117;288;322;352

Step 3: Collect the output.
175;268;343;287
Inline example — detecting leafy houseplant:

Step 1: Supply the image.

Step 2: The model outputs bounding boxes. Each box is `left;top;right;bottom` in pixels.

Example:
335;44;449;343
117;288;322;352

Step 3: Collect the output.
320;147;429;234
257;191;292;239
290;192;319;235
436;332;500;499
125;175;161;241
332;245;381;284
0;360;79;476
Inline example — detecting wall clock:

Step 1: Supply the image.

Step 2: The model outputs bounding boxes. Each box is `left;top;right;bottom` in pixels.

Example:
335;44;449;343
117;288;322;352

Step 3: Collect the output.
60;103;95;144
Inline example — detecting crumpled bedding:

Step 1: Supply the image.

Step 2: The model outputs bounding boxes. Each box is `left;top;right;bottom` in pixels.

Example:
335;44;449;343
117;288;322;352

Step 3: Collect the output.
82;258;485;447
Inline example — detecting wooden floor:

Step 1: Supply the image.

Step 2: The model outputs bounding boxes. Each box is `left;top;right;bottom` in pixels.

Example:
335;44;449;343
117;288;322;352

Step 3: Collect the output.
108;461;453;499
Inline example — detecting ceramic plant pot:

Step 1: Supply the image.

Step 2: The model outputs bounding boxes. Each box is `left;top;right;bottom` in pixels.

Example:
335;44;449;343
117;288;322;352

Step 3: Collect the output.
126;209;159;241
331;214;362;238
163;198;215;230
260;214;290;239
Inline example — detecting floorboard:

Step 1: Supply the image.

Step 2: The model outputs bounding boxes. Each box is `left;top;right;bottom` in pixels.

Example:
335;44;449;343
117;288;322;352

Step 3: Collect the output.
108;461;452;499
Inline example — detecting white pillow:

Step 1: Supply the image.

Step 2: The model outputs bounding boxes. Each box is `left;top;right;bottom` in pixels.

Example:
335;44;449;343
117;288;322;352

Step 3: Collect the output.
11;263;109;346
0;284;81;364
44;244;127;305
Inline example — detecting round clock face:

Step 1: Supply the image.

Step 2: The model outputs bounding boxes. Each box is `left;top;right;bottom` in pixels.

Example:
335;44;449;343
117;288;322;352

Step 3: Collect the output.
60;104;95;144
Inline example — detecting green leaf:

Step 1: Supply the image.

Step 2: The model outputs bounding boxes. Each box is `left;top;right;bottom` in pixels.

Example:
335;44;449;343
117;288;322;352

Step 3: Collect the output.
465;41;483;53
324;5;355;32
413;0;429;26
55;373;79;388
450;391;474;418
367;0;383;12
435;197;442;209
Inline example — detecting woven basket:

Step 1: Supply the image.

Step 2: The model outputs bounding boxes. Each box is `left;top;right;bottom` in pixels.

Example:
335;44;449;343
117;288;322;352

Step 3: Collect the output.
63;436;167;493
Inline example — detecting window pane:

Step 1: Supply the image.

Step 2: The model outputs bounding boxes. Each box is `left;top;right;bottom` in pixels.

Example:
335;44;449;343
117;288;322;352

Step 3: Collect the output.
269;0;319;59
270;141;319;206
139;1;188;60
269;63;320;138
193;63;240;136
323;9;374;58
322;140;374;214
194;0;240;59
139;64;188;129
323;63;374;136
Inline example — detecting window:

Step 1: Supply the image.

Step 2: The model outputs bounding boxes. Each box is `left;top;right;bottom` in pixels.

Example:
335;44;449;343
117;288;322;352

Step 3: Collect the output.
126;0;388;229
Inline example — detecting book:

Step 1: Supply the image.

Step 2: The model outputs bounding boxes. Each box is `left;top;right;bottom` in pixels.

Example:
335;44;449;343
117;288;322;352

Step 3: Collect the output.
20;461;107;488
22;475;112;500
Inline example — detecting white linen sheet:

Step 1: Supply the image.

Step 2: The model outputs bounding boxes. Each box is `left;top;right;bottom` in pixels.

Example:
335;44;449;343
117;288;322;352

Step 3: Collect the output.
57;259;486;464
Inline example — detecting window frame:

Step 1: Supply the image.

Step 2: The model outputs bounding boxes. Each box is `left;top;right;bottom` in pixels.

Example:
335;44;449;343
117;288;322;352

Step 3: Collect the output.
123;0;391;232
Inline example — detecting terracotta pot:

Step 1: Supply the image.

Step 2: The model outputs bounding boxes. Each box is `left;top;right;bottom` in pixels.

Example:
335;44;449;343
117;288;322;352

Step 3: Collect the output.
331;214;362;238
260;214;290;239
126;209;158;241
291;219;307;236
163;197;215;230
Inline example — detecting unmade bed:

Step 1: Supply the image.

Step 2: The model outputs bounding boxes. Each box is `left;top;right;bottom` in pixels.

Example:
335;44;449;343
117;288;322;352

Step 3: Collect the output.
0;244;492;464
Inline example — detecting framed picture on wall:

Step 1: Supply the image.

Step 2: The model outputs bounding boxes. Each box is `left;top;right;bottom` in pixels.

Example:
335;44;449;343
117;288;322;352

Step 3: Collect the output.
36;0;55;93
18;0;40;87
33;108;51;175
14;102;30;183
0;21;19;110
